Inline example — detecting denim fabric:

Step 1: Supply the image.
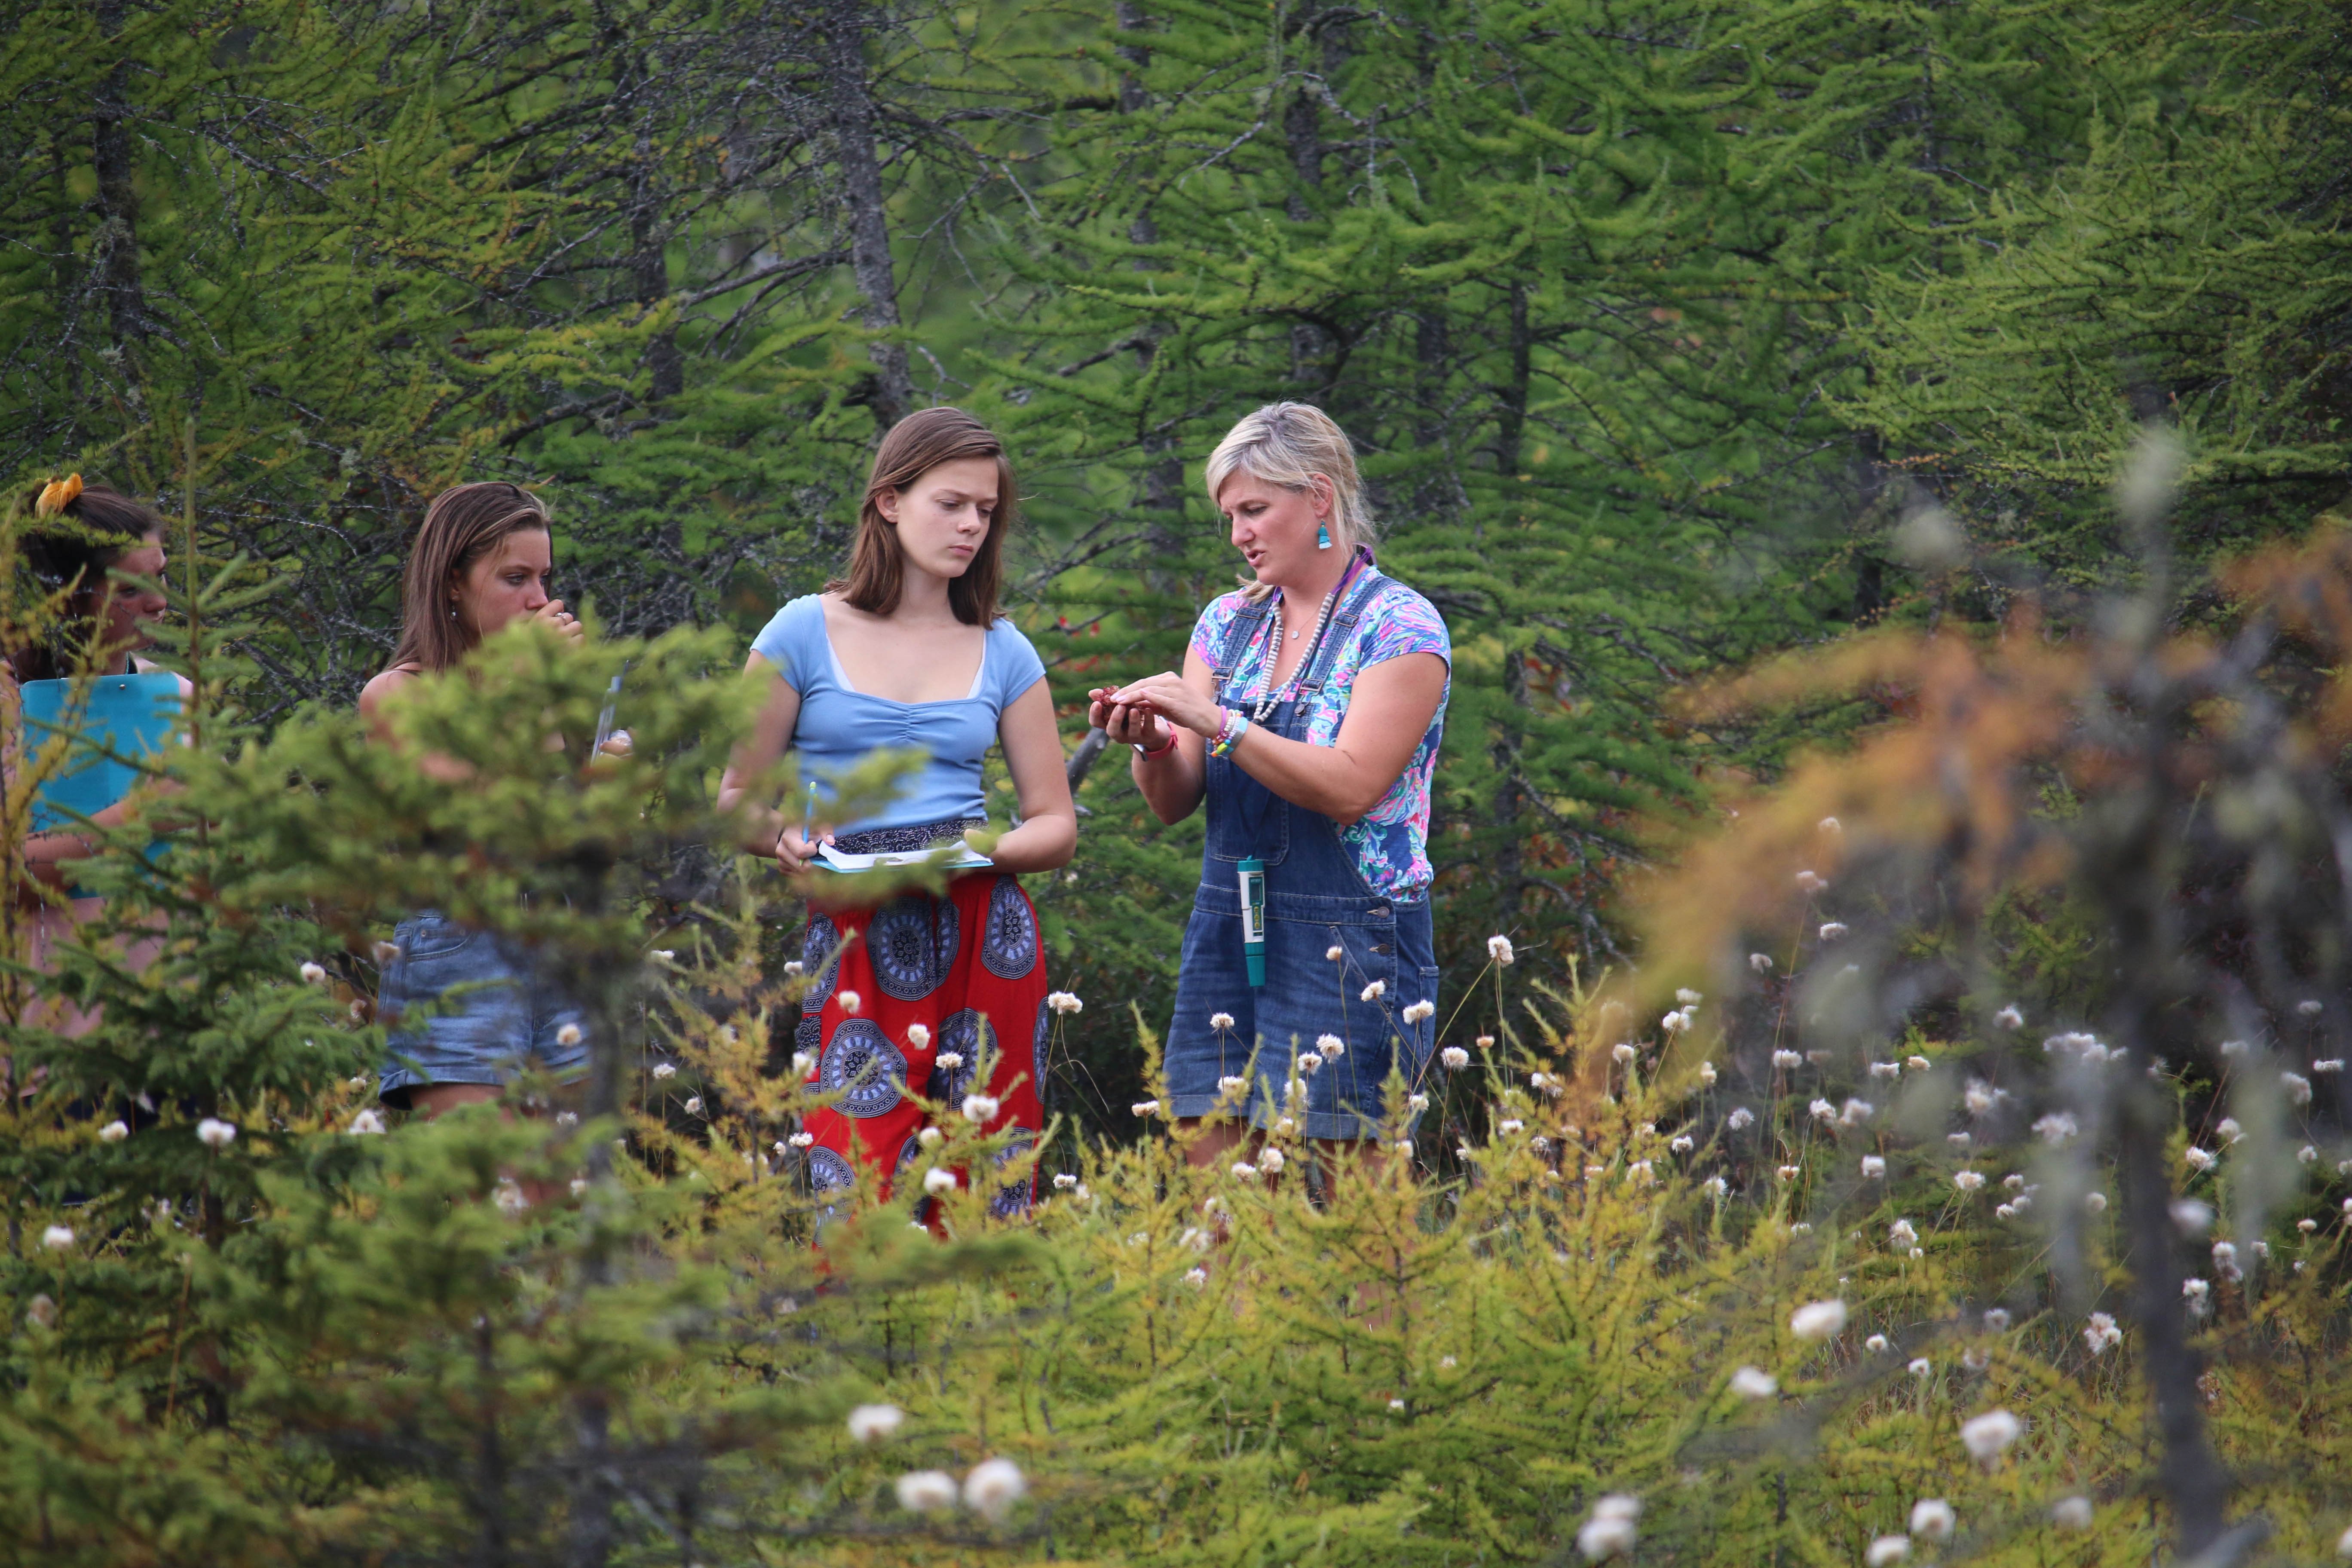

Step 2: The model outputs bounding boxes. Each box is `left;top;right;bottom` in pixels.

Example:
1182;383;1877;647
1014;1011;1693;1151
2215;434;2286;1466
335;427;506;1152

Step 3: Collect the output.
1162;569;1441;1139
377;911;589;1103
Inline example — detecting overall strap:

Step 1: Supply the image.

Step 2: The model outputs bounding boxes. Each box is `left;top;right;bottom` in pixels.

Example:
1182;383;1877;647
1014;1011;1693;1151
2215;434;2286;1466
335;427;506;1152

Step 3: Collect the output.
1209;595;1274;698
1296;569;1387;697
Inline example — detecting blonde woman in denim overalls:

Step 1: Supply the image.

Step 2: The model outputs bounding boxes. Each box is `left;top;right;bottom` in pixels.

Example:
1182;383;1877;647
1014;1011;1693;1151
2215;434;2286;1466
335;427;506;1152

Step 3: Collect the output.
1090;403;1451;1172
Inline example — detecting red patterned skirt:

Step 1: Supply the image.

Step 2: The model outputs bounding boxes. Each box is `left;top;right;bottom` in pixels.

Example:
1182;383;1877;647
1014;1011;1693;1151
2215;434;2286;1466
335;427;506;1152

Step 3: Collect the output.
795;866;1047;1219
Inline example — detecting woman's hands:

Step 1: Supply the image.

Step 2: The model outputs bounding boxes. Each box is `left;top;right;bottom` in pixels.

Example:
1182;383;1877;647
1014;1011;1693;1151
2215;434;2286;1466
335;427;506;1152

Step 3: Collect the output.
1089;671;1219;745
772;823;834;871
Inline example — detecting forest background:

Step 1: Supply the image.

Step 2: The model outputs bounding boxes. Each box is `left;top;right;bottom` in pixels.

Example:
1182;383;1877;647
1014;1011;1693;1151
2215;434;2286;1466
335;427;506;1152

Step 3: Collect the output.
4;0;2346;1128
5;5;2352;1567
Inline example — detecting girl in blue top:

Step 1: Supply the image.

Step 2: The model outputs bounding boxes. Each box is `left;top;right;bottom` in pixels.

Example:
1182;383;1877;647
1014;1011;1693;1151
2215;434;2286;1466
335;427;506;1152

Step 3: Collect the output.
720;407;1075;1218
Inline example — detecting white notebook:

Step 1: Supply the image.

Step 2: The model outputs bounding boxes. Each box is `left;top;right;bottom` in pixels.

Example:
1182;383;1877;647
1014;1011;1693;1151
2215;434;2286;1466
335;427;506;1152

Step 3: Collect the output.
815;841;993;873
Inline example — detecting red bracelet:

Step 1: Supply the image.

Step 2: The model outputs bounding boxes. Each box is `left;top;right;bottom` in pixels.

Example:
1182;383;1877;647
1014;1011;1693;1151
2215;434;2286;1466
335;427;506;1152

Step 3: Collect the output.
1133;727;1177;761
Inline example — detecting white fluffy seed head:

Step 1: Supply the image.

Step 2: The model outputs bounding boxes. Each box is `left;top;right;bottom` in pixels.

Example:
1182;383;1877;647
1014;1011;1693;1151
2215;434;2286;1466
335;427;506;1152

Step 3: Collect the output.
1790;1299;1848;1342
1868;1536;1911;1567
1910;1500;1956;1542
906;1023;931;1048
964;1456;1027;1522
1960;1409;2023;1465
40;1224;74;1251
2051;1497;2093;1532
196;1118;237;1149
555;1022;583;1048
1441;1046;1470;1069
894;1469;958;1512
98;1120;129;1143
847;1403;905;1442
1730;1366;1778;1399
923;1167;957;1197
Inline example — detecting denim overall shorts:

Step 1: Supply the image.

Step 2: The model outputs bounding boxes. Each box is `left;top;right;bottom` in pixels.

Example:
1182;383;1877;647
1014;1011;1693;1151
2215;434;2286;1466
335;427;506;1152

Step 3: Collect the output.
1161;570;1440;1139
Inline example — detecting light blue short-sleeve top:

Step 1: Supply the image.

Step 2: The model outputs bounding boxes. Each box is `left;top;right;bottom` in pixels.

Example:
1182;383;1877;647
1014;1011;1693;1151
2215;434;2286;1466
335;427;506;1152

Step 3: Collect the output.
750;594;1048;835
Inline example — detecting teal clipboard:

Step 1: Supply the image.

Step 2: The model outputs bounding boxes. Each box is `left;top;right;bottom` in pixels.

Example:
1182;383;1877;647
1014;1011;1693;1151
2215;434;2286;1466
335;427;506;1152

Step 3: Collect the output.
20;672;182;835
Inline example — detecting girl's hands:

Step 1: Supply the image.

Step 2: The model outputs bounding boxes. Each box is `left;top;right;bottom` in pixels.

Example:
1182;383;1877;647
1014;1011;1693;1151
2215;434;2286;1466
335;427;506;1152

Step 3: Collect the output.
773;824;833;870
531;598;585;647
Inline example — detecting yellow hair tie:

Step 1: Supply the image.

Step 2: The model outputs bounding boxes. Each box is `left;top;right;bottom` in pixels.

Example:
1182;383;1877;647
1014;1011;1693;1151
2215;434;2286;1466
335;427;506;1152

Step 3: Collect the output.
33;474;82;518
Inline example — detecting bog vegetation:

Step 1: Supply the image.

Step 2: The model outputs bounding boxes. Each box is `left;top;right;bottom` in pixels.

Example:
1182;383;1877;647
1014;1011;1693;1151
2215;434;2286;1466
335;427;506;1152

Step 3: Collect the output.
2;3;2350;1565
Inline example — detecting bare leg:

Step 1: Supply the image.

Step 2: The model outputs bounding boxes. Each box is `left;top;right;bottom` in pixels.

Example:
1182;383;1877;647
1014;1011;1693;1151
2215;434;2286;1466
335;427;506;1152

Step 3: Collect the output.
1179;1117;1254;1169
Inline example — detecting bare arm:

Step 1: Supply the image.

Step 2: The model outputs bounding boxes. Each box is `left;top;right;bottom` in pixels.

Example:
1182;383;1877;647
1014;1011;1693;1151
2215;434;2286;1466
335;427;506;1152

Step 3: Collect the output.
985;678;1077;873
1104;652;1449;827
714;651;804;859
358;667;474;783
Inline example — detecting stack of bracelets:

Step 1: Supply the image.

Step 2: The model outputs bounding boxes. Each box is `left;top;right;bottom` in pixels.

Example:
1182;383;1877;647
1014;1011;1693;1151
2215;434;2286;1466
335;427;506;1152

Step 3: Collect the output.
1207;706;1252;758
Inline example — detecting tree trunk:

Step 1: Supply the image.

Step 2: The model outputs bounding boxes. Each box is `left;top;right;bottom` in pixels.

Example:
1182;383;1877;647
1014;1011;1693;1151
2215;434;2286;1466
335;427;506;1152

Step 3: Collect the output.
824;10;913;428
92;0;146;347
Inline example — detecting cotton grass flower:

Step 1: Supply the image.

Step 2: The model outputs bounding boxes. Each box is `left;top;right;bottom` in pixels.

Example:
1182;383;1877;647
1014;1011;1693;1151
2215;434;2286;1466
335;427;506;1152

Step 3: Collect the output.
98;1119;129;1142
1613;1042;1638;1064
40;1224;73;1251
1790;1299;1847;1342
1750;952;1774;972
923;1167;958;1197
837;990;861;1015
2184;1145;2215;1171
1954;1170;1985;1192
652;1062;678;1080
1909;1500;1956;1541
1047;990;1082;1014
1671;1134;1695;1154
1994;1005;2023;1029
963;1456;1029;1521
1259;1146;1285;1173
962;1093;998;1123
2051;1497;2093;1532
1819;921;1848;941
848;1403;906;1442
933;1051;964;1070
2337;1523;2352;1559
1327;943;1344;962
196;1118;237;1148
2283;1070;2313;1105
1230;1161;1259;1180
2083;1312;2121;1354
1217;1074;1246;1095
1488;934;1515;965
906;1023;931;1049
1402;999;1435;1023
1317;1033;1345;1057
1729;1366;1778;1399
300;961;328;984
1052;1172;1079;1190
1889;1218;1918;1247
1183;1264;1208;1285
1408;1093;1430;1112
1796;870;1827;892
1440;1046;1470;1069
1726;1106;1755;1130
348;1109;386;1135
1210;1011;1236;1030
1861;1155;1886;1179
1577;1495;1641;1560
1772;1049;1803;1069
1698;1060;1718;1085
1959;1409;2022;1465
555;1022;583;1048
895;1470;958;1512
1360;979;1386;1001
788;1131;815;1148
1868;1536;1911;1567
683;1096;704;1115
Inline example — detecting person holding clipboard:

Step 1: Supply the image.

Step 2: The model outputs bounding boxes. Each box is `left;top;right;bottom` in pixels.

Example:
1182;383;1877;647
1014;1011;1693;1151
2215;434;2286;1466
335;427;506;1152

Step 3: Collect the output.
6;477;187;1046
718;407;1075;1219
1089;403;1451;1171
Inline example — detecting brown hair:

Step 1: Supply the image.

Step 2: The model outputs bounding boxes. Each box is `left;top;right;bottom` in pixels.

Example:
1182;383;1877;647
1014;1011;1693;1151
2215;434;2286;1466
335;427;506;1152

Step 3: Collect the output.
831;407;1016;625
389;481;553;673
14;482;167;682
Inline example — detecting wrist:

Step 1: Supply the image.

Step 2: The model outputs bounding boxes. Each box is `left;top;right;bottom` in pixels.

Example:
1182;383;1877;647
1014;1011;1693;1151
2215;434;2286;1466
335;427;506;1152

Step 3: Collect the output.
1133;725;1177;761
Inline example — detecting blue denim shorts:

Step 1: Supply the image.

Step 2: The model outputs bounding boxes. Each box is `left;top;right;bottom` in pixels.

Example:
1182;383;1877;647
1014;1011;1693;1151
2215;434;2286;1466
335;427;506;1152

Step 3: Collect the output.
377;911;589;1103
1163;883;1439;1140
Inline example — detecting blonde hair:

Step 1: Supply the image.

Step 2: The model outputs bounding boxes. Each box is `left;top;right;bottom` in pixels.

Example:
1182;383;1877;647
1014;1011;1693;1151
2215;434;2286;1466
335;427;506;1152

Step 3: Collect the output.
1204;403;1373;597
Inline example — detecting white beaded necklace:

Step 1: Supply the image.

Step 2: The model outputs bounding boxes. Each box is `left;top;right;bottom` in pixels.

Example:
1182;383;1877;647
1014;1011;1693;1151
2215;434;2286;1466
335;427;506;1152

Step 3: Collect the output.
1247;585;1339;722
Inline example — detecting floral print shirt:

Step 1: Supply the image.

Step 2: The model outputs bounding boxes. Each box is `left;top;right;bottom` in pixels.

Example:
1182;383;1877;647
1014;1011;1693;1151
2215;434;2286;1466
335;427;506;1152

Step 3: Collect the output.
1189;572;1452;900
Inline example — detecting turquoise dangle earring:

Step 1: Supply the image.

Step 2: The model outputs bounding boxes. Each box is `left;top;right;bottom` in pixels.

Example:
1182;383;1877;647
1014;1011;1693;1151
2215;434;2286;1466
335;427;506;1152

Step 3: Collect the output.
1316;518;1332;550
